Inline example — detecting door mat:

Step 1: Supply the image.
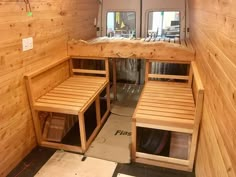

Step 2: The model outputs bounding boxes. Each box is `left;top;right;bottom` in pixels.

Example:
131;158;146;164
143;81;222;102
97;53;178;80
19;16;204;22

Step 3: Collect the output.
85;114;132;163
35;150;117;177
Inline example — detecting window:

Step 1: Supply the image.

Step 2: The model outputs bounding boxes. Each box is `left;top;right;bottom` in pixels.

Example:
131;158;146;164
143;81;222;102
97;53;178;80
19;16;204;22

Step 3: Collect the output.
147;11;180;38
106;12;136;38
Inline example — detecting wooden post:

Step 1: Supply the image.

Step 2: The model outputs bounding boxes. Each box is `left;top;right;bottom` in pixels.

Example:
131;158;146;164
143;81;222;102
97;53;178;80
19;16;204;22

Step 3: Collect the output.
188;64;193;87
106;84;111;111
188;91;204;169
112;59;117;100
131;120;137;161
145;59;150;83
78;113;86;153
105;58;110;80
69;58;74;76
25;77;42;144
95;96;101;126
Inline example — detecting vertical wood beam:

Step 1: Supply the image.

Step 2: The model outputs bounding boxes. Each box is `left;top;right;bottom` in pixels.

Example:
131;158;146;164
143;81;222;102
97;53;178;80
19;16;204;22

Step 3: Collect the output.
25;77;42;144
145;59;150;83
112;58;117;100
78;113;86;153
131;120;137;161
95;96;101;126
188;64;193;88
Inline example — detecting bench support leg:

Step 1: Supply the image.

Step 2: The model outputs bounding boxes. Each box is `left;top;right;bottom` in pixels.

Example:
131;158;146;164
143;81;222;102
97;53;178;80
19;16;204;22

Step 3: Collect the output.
78;113;86;153
112;59;117;101
131;120;137;161
95;96;101;126
32;110;43;145
106;84;111;111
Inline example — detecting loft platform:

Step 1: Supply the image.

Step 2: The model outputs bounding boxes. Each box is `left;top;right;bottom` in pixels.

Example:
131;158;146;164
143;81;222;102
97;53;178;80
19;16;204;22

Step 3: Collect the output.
68;37;195;62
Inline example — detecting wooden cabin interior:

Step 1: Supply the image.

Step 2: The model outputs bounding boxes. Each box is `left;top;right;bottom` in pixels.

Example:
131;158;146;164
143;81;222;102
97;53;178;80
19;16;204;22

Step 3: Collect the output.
0;0;235;177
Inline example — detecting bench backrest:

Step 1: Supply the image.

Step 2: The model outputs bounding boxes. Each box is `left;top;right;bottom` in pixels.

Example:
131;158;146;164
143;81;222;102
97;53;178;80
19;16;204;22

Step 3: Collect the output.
145;60;193;86
24;57;109;106
69;57;109;80
25;57;71;105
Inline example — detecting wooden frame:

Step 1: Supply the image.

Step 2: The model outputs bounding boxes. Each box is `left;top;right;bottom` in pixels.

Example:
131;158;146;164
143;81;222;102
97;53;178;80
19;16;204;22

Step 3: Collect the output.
131;61;204;172
145;59;193;86
68;38;195;101
25;57;110;153
68;38;195;62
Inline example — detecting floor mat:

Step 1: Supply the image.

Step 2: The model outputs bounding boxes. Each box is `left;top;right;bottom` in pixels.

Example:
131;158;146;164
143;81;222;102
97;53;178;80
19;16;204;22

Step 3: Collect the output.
110;83;142;117
111;104;135;117
35;150;117;177
85;114;132;163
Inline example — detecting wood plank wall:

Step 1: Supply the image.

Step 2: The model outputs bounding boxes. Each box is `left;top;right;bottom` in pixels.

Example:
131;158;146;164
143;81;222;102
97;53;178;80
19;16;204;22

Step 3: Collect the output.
189;0;236;177
0;1;98;176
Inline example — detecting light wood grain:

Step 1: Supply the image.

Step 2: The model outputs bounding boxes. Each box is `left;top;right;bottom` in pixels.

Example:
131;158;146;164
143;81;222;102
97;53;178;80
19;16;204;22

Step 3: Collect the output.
189;0;236;176
132;60;204;171
0;1;99;176
25;57;110;156
68;38;195;62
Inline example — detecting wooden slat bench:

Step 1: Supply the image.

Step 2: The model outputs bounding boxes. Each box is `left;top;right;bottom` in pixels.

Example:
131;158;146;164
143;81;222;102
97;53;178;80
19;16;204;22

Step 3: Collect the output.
132;60;204;172
25;57;110;153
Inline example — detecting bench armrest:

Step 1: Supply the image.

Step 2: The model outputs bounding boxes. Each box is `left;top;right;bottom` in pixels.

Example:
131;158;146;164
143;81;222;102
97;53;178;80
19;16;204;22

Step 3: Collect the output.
191;61;204;92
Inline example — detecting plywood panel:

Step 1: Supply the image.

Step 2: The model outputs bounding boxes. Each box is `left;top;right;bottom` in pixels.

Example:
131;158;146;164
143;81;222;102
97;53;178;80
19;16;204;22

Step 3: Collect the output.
189;0;236;177
0;1;99;176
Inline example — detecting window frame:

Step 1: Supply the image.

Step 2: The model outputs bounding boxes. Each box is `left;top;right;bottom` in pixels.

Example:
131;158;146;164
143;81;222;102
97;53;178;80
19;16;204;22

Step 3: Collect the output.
101;0;141;37
146;10;181;38
106;11;137;38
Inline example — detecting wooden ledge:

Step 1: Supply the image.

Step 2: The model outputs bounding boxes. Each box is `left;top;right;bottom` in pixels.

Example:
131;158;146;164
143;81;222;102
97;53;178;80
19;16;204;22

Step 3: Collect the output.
68;38;195;62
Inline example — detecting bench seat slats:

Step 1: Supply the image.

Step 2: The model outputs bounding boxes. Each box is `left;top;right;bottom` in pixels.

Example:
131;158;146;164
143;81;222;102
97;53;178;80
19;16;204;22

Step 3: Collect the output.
34;102;80;115
139;102;195;111
138;105;195;116
140;95;194;104
68;76;106;83
46;93;89;100
34;76;107;114
145;85;192;92
139;99;195;107
147;81;190;88
49;90;94;97
135;114;194;132
133;81;196;132
53;87;95;94
142;93;194;101
143;90;193;97
37;98;85;107
62;81;104;87
136;109;194;120
57;85;98;91
41;95;88;103
136;110;193;120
